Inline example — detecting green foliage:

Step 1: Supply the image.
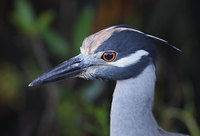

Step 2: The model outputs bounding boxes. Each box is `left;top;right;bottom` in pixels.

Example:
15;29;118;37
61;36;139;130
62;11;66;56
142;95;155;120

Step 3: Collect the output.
12;0;37;36
42;29;69;57
58;94;83;136
12;0;68;58
37;11;55;33
73;7;94;55
159;82;200;136
57;88;109;136
0;63;23;108
85;102;109;136
162;107;200;136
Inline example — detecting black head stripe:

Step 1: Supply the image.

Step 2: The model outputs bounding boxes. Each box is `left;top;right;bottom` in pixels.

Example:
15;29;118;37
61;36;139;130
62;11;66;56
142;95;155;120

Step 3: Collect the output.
94;29;157;62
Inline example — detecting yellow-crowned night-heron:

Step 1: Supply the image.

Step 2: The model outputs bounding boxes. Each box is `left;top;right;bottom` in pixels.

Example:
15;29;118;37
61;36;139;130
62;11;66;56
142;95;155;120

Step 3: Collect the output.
29;25;189;136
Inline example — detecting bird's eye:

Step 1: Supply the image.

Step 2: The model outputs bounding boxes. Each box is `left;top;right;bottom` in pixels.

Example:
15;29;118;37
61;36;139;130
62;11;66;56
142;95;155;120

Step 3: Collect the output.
101;51;116;62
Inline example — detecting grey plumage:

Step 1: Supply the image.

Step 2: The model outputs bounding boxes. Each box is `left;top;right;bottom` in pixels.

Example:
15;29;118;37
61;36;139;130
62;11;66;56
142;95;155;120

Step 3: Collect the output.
29;25;189;136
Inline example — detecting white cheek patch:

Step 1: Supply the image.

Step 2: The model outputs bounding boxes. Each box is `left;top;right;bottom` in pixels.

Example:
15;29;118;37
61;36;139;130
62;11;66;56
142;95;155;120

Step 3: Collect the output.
108;50;149;67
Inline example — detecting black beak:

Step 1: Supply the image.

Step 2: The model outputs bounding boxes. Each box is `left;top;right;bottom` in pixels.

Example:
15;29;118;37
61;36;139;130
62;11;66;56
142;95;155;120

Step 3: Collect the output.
29;54;85;86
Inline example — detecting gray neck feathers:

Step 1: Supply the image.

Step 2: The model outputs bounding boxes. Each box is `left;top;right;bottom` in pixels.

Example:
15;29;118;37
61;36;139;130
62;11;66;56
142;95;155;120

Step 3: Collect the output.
110;64;161;136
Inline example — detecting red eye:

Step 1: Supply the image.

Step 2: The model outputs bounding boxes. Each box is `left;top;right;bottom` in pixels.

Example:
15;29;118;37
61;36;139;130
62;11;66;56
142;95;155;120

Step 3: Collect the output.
102;51;116;62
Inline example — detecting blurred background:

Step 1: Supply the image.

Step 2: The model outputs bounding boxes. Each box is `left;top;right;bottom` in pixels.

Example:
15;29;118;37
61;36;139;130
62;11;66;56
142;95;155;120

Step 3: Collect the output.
0;0;200;136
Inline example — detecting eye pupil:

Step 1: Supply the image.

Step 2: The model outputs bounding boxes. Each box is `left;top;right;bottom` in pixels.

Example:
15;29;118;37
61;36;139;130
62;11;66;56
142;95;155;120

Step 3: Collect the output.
105;52;113;60
102;51;116;61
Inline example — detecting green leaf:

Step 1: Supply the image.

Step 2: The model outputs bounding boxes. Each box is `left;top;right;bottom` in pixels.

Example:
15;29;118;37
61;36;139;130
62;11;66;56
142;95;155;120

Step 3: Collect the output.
12;0;37;36
73;7;94;55
37;10;55;33
42;29;69;58
0;63;22;105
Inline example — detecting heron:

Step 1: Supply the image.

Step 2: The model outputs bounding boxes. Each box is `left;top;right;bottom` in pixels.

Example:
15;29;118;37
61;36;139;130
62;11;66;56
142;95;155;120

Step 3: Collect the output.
29;25;189;136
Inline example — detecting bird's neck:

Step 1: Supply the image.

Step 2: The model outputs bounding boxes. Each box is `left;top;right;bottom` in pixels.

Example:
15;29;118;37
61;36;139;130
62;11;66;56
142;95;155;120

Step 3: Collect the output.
110;64;160;136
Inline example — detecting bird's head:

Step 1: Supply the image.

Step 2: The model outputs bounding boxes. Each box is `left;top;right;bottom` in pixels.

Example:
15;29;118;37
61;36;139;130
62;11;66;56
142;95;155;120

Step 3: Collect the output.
29;25;157;86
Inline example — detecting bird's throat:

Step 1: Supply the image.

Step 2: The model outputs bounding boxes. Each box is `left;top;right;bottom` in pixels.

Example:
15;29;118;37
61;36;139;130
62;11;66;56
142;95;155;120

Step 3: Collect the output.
110;64;159;136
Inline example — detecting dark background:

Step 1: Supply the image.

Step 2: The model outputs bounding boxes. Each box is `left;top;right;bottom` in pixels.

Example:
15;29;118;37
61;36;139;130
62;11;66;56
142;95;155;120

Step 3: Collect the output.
0;0;199;136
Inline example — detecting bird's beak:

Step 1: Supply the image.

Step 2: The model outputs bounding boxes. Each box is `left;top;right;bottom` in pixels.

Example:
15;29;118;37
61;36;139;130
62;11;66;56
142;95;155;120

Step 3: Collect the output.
29;54;87;87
